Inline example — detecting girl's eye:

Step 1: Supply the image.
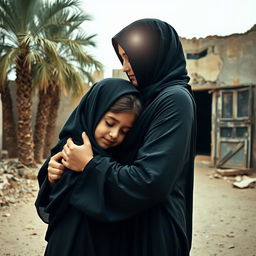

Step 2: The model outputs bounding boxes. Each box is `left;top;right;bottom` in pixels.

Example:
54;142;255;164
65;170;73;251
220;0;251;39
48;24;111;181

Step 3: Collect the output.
105;121;114;127
120;129;129;136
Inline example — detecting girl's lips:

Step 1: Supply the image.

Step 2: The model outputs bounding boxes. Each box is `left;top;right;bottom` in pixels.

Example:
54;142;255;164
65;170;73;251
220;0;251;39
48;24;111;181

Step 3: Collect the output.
102;137;113;145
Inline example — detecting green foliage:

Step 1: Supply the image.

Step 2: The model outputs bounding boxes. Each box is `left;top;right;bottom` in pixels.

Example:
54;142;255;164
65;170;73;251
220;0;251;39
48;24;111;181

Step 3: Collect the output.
0;0;103;94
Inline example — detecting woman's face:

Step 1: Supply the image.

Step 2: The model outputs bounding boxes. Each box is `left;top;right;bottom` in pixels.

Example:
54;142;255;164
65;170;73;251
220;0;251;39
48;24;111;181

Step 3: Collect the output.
117;44;138;86
94;111;136;149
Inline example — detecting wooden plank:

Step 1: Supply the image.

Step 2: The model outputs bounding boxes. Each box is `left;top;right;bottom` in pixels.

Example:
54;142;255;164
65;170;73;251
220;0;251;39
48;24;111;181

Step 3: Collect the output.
216;168;252;176
217;141;244;168
192;84;256;91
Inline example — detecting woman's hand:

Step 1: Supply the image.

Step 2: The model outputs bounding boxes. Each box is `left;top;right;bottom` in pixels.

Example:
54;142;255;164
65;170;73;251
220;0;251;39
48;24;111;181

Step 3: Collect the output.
61;132;93;172
48;152;65;184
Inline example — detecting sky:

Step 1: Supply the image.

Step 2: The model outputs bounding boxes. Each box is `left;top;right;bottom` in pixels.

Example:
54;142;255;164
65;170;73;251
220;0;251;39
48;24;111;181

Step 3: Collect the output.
80;0;256;77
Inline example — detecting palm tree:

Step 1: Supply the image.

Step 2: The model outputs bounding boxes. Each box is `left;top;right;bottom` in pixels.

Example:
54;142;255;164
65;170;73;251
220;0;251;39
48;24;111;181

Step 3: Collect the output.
0;35;17;158
0;0;102;165
0;0;46;166
32;1;102;162
0;79;17;158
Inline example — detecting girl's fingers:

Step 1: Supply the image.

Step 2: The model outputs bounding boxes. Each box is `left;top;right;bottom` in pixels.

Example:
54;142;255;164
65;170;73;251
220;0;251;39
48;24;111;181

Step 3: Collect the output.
61;158;68;168
82;132;90;145
49;160;64;170
67;138;74;148
62;148;68;161
48;174;62;183
49;167;64;175
52;151;63;161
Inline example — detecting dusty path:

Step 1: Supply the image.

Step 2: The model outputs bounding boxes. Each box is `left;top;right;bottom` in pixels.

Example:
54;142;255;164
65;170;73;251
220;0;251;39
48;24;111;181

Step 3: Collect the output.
0;191;46;256
192;166;256;256
0;162;255;256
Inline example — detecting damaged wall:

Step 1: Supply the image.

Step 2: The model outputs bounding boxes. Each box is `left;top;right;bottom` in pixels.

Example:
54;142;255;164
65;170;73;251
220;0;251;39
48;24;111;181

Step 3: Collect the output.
180;25;256;86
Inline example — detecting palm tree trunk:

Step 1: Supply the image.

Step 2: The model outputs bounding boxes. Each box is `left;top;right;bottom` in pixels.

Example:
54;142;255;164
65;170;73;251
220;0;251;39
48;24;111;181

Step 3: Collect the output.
0;81;17;158
43;85;61;158
34;87;51;163
16;51;36;167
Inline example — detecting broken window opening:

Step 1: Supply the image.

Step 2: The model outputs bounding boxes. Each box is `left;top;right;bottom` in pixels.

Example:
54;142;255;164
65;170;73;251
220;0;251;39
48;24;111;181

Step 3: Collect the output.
186;49;208;60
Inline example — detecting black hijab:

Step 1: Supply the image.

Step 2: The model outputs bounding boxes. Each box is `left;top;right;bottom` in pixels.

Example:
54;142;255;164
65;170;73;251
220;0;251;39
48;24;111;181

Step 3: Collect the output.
112;19;195;162
57;77;140;156
112;18;191;103
36;78;140;222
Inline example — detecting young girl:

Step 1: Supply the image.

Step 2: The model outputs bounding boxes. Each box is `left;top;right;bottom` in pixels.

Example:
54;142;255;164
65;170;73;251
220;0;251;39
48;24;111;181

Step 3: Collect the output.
35;78;141;255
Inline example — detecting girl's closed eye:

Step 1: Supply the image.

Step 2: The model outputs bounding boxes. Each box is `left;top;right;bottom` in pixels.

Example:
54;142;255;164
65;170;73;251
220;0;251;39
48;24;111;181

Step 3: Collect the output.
105;120;114;127
120;129;130;135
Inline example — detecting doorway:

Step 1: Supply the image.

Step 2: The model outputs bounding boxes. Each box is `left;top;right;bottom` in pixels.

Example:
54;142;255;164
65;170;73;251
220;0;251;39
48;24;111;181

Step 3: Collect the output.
193;90;212;155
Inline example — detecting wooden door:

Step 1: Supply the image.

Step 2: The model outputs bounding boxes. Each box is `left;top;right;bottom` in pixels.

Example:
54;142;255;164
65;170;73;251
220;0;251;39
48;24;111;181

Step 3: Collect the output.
215;86;252;168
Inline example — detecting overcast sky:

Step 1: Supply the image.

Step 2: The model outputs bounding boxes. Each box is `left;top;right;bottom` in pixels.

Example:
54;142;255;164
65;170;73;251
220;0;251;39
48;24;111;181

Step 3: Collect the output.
80;0;256;77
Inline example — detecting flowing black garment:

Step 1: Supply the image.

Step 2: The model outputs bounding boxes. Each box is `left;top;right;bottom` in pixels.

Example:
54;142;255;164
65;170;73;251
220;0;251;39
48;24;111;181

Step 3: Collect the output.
35;78;140;254
36;19;197;256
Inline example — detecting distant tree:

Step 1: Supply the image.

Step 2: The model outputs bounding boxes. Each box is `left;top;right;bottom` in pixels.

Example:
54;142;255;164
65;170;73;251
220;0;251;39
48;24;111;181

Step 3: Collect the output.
33;1;102;162
0;0;48;166
0;79;17;158
0;34;17;158
0;0;102;165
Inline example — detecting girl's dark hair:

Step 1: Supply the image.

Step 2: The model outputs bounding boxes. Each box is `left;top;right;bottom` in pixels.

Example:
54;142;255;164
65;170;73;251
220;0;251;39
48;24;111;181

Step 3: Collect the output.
109;94;142;117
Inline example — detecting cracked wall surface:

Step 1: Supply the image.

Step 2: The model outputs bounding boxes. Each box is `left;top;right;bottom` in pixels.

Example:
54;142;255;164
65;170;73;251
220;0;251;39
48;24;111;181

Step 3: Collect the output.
180;25;256;86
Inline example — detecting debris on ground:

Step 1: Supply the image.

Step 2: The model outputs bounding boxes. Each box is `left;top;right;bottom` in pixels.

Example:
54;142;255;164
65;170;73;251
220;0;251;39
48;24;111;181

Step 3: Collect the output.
216;168;252;176
207;168;256;189
233;176;256;189
0;160;39;208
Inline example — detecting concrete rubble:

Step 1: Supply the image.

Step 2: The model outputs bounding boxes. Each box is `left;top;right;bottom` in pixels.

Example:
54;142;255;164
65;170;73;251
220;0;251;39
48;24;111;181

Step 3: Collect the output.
208;168;256;189
0;159;38;208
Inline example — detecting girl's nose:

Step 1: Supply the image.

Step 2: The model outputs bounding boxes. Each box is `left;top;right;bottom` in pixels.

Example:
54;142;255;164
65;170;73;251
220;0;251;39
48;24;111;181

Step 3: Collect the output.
122;59;130;72
109;129;118;139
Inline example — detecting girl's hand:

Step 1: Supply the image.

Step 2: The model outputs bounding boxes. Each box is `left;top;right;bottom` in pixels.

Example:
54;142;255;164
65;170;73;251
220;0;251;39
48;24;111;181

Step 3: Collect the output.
48;152;65;184
61;132;93;172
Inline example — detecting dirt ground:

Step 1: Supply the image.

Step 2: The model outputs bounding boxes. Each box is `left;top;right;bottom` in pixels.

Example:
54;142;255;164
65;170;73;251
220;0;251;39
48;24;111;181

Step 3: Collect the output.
0;157;255;256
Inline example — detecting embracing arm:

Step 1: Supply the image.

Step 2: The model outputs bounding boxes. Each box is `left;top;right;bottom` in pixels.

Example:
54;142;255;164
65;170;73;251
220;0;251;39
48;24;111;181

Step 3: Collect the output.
48;152;65;184
69;88;196;222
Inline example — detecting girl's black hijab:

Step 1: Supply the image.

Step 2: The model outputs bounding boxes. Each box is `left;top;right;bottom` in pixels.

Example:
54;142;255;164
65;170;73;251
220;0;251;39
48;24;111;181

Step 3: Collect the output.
58;78;139;155
112;18;192;103
37;78;139;186
36;78;139;224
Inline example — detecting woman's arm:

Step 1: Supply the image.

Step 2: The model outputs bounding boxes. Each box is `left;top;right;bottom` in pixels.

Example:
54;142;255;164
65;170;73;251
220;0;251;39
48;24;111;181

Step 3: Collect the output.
67;88;196;222
61;132;93;172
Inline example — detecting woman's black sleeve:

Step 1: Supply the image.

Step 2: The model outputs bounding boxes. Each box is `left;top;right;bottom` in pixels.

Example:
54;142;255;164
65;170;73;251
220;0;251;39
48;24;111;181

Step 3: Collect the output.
69;88;195;222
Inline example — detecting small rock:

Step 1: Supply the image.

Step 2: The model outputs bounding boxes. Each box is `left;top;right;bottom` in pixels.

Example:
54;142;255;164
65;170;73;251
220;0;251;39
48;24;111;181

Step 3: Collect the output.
25;172;37;180
2;213;10;217
213;173;222;179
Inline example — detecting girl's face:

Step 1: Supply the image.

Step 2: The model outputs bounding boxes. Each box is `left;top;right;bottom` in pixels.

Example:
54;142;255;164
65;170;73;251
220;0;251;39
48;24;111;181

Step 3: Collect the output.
117;44;138;86
94;111;136;149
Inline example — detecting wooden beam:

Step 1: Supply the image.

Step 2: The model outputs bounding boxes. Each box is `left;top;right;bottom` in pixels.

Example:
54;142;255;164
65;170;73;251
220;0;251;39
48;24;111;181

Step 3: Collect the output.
192;84;256;91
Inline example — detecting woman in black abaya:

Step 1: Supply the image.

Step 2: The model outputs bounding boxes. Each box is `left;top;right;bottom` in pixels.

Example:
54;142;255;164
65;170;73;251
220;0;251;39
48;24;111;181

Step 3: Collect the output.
42;18;197;256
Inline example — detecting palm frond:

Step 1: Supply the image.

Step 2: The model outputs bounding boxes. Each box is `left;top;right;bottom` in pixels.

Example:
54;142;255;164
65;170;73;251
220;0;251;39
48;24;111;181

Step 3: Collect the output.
32;61;53;92
0;29;19;48
0;48;18;86
24;49;44;69
72;32;97;47
0;1;17;33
